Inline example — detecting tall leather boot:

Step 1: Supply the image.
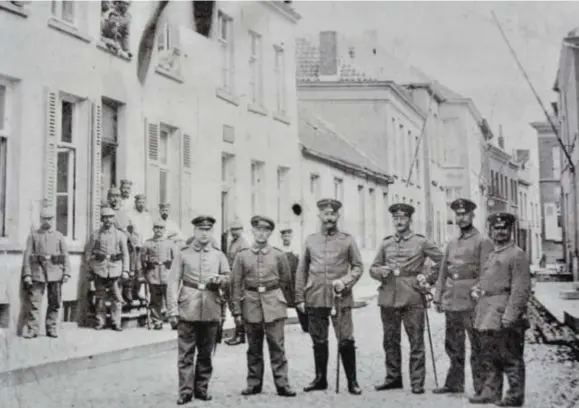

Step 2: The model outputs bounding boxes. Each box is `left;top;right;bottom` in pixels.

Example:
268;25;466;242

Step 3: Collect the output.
303;343;328;392
340;340;362;395
225;322;246;346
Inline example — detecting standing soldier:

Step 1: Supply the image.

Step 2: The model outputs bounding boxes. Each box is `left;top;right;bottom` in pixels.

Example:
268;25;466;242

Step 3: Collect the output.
469;212;531;407
370;203;443;395
280;225;307;332
295;198;364;396
231;215;296;397
224;218;250;346
167;215;230;405
128;194;154;302
432;198;494;396
85;207;130;331
142;219;176;330
21;207;71;339
159;203;185;246
119;179;134;211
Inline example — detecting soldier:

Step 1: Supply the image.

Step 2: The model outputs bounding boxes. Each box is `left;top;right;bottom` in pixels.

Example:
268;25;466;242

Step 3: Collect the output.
166;215;231;405
129;194;154;300
21;207;71;339
432;198;494;396
280;226;307;332
231;215;296;397
159;203;185;246
469;212;531;407
225;218;250;346
369;202;443;395
142;219;176;330
85;207;130;331
119;179;134;211
295;198;363;396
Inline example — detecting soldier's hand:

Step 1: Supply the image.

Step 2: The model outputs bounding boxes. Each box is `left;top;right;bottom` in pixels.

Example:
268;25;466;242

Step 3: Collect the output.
137;275;145;282
296;302;306;314
23;276;32;287
168;315;179;329
434;303;443;313
379;266;392;279
121;271;129;280
332;279;345;293
62;275;70;284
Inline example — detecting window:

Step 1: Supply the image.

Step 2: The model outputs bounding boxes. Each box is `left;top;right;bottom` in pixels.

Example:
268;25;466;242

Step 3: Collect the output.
310;173;320;201
383;191;389;234
56;99;77;239
400;124;406;176
414;133;420;184
333;177;343;202
158;127;171;205
552;146;561;178
274;46;287;115
249;31;263;105
369;188;376;248
490;170;495;194
0;81;9;238
276;167;289;224
390;118;398;175
221;153;235;185
101;99;119;202
358;186;365;248
52;0;75;24
251;160;265;214
217;11;234;93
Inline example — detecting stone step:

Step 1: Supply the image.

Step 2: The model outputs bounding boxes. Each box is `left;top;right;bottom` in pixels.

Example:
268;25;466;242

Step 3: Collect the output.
572;282;579;291
560;290;579;300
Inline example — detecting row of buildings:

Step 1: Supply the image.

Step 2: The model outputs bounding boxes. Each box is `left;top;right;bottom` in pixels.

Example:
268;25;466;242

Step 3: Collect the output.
0;1;544;331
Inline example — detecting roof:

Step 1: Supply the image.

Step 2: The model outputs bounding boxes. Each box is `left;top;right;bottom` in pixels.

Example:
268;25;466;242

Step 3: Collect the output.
298;108;392;183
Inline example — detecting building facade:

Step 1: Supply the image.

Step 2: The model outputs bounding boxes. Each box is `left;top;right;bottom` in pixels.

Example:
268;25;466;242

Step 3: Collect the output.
0;0;300;331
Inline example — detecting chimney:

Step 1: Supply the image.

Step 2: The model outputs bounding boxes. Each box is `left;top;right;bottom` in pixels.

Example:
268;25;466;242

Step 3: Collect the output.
498;124;505;149
319;31;339;80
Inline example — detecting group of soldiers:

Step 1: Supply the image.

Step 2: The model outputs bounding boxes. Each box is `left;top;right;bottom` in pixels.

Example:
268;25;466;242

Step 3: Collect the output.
20;190;531;408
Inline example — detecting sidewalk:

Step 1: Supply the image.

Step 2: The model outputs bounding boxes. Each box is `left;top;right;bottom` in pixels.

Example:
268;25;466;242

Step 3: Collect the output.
0;261;380;389
533;281;579;334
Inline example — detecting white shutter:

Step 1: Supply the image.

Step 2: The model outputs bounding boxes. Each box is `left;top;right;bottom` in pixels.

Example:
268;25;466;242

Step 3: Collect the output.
90;101;102;234
181;133;193;229
145;119;160;211
43;88;58;209
171;23;181;52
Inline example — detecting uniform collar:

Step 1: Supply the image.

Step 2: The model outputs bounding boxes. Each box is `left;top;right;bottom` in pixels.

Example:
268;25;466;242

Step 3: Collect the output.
192;241;211;252
37;227;54;234
493;241;514;253
321;227;339;236
459;227;479;240
251;244;270;254
395;231;414;242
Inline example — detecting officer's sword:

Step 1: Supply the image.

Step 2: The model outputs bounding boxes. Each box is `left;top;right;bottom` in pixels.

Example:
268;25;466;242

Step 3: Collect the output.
332;291;342;394
423;292;439;388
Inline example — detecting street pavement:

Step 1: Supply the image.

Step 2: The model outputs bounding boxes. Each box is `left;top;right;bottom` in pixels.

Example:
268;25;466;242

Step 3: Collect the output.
2;301;578;408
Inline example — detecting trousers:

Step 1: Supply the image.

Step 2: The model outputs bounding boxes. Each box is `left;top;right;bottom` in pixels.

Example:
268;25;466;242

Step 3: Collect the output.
443;310;483;393
296;308;309;332
307;307;354;346
380;306;426;388
177;320;219;396
94;276;123;328
24;281;62;335
245;318;290;389
149;284;167;325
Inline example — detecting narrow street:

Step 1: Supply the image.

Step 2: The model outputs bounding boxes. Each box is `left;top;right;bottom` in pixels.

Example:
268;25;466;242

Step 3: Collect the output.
2;303;578;408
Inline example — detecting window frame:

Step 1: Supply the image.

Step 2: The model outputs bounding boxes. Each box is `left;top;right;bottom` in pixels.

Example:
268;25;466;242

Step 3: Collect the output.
51;0;76;26
274;45;287;115
248;30;263;105
250;160;265;215
217;10;234;93
158;125;173;206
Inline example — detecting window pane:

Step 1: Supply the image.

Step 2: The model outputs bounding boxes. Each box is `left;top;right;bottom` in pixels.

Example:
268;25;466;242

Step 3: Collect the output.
0;85;5;130
61;101;73;143
159;130;169;164
221;16;227;40
51;0;57;15
0;138;6;236
56;195;68;236
57;150;69;193
62;1;74;23
160;170;168;204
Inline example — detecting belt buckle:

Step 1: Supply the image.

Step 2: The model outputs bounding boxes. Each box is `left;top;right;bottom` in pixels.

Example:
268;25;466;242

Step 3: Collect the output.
453;273;459;279
393;269;400;277
198;283;206;290
257;286;266;293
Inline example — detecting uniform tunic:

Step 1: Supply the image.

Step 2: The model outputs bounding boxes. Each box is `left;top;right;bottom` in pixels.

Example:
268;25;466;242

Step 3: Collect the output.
85;228;130;279
141;237;176;284
128;209;154;247
164;218;184;243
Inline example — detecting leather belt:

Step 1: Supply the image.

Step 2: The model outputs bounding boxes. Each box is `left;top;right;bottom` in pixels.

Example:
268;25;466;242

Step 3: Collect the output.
448;274;476;281
182;280;216;291
480;288;511;297
246;282;280;293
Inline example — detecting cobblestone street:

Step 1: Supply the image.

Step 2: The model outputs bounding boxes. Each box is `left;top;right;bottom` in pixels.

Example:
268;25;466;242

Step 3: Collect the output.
2;302;578;408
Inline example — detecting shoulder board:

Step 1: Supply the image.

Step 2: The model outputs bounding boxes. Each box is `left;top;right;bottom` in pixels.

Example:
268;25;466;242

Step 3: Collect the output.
415;233;426;238
338;231;351;238
383;235;393;241
272;246;284;253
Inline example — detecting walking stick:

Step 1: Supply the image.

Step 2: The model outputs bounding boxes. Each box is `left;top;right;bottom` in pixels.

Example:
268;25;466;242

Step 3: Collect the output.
332;292;342;394
144;282;151;330
423;292;439;388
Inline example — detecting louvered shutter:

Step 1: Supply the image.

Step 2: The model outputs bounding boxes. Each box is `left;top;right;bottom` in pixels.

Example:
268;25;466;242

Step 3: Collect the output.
181;133;193;230
90;101;102;234
43;88;58;209
145;120;161;211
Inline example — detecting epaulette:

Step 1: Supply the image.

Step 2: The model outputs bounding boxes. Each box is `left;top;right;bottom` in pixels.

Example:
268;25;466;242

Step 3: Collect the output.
416;233;426;238
272;246;284;253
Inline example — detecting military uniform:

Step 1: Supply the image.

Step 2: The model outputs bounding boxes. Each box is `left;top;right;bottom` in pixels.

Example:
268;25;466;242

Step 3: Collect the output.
159;203;185;245
231;216;296;397
295;198;364;395
433;198;494;395
224;219;250;345
141;219;176;329
370;202;443;394
281;227;307;332
118;179;135;212
470;212;531;407
85;207;130;330
167;215;231;404
21;207;71;338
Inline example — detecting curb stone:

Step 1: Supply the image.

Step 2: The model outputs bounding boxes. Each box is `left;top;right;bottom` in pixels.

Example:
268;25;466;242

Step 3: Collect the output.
0;297;373;388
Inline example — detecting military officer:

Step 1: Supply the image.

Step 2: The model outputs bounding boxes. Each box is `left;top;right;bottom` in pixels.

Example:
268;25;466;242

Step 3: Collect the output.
295;198;364;396
369;202;443;394
469;212;531;407
280;226;307;332
225;218;250;346
85;207;130;331
142;219;176;330
231;215;296;397
21;206;71;338
432;198;494;396
159;203;185;245
119;179;135;211
167;215;231;405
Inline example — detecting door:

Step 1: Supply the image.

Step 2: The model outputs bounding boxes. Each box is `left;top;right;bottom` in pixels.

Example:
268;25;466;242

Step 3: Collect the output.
221;190;229;253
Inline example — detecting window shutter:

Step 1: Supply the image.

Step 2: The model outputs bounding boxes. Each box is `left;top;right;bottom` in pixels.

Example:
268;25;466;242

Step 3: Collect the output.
171;23;181;51
43;88;58;209
157;23;166;52
145;119;161;211
90;101;102;233
181;133;193;230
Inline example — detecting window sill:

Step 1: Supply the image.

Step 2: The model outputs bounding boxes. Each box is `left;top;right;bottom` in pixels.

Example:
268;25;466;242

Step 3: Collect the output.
155;66;184;83
248;103;268;117
48;18;92;43
216;88;240;106
96;41;132;61
0;240;24;253
273;112;291;125
0;2;29;17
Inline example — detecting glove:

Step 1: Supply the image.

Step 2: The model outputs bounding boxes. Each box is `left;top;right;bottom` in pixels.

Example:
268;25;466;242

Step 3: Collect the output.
416;274;431;293
168;315;179;329
62;275;70;284
380;266;393;279
163;260;172;269
332;279;345;293
23;276;32;287
206;276;221;291
296;302;306;314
